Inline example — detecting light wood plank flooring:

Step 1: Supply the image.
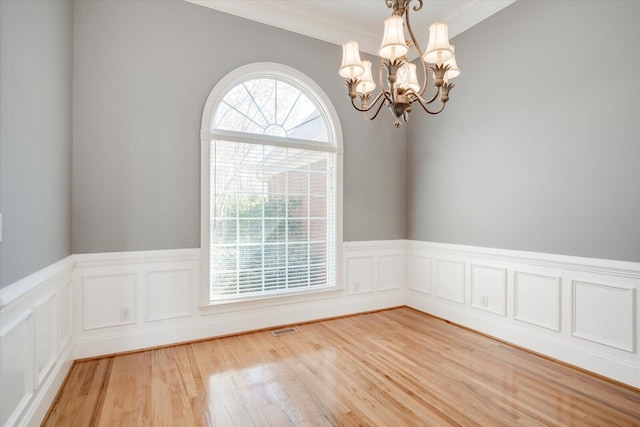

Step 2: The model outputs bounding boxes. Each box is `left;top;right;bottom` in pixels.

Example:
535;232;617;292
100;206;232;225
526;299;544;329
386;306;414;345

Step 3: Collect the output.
44;308;640;426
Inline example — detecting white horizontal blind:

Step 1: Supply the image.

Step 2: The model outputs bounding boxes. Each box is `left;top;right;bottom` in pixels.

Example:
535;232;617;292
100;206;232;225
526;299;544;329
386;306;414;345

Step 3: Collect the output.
210;140;336;299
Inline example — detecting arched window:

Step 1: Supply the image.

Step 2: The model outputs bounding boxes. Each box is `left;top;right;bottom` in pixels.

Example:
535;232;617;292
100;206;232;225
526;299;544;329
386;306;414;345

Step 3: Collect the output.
200;63;343;304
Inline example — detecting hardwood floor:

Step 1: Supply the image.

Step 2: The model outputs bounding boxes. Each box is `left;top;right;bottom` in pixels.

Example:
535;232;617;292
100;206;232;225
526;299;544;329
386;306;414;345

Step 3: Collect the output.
44;308;640;426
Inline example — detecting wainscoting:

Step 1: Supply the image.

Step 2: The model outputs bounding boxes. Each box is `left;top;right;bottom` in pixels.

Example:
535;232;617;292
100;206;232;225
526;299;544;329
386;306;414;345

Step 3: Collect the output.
1;240;638;426
72;241;406;360
406;241;640;389
0;257;74;427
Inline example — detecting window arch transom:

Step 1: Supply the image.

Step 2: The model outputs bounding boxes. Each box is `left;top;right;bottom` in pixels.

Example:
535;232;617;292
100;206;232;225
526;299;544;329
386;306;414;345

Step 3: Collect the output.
213;78;329;142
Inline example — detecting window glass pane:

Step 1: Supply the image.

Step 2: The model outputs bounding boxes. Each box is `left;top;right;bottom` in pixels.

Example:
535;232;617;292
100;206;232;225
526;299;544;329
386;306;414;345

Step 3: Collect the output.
239;219;262;244
310;219;327;242
211;247;236;272
264;219;285;243
210;141;335;300
310;173;328;195
309;196;326;218
264;195;286;217
287;171;308;195
212;272;237;296
213;220;236;244
264;244;286;269
214;78;328;142
239;245;262;274
237;194;263;218
288;196;308;218
309;151;328;172
287;219;308;242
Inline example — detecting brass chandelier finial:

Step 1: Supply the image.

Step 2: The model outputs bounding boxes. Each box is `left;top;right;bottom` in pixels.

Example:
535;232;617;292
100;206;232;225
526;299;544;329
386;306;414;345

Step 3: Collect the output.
338;0;460;127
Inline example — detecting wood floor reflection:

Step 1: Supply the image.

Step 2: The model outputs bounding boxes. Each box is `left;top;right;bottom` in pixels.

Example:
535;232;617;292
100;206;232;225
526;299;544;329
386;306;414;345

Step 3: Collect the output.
44;308;640;426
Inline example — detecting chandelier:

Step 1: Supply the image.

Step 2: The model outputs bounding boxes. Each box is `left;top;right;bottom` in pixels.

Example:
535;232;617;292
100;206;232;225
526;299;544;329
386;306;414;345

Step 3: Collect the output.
338;0;460;127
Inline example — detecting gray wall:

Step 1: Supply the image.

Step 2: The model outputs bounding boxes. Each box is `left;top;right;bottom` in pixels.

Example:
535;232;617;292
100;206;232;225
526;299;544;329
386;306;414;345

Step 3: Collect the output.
0;0;73;288
406;0;640;262
72;0;406;253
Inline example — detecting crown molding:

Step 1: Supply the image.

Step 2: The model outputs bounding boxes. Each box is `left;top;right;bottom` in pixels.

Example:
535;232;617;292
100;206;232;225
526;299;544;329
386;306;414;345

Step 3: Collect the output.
186;0;516;59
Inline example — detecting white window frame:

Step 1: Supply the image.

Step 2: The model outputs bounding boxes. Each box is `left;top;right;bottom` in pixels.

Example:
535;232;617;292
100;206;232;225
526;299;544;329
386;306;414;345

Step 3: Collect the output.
200;62;344;309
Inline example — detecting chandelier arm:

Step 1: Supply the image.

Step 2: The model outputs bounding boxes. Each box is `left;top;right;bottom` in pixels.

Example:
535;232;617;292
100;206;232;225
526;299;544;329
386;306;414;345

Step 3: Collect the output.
380;60;394;105
413;85;440;105
363;97;387;121
407;86;440;106
350;91;386;112
411;90;446;115
404;0;429;97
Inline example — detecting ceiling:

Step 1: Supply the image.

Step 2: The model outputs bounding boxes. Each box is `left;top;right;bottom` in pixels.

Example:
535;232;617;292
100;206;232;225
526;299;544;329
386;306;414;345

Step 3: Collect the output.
186;0;516;57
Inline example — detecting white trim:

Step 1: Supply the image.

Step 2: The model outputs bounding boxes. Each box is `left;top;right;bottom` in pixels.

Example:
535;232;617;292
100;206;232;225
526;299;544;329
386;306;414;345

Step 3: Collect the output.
74;248;199;268
185;0;515;57
17;344;73;427
200;287;344;315
571;281;636;353
200;62;344;307
343;239;407;252
33;292;58;389
406;240;640;278
0;256;74;311
71;242;402;359
0;256;74;427
208;129;339;153
513;272;561;332
2;237;639;423
74;291;404;359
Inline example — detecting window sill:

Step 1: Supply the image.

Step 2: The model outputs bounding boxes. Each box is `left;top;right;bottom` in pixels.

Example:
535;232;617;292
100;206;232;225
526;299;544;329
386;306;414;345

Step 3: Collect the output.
200;286;344;316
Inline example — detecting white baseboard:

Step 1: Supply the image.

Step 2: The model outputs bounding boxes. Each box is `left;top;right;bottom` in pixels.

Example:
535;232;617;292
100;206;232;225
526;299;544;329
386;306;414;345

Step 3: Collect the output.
74;292;403;358
405;240;640;388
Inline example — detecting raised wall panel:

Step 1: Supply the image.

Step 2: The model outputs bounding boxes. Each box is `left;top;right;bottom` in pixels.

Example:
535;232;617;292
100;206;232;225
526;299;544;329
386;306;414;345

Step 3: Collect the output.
378;255;403;291
346;256;374;295
572;281;635;352
408;255;432;294
58;282;73;353
33;294;58;388
435;259;465;304
1;311;33;427
471;265;507;316
83;273;136;330
146;269;193;322
514;272;561;331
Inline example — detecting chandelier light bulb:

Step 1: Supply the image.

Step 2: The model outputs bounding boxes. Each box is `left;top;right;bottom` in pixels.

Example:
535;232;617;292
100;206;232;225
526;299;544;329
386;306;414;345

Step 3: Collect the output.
423;22;453;64
443;45;461;81
397;63;420;93
379;15;408;60
356;60;376;94
339;41;365;79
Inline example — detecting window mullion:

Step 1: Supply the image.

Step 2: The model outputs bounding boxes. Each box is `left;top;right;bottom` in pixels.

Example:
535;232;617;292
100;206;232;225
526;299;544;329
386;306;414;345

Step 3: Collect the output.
285;147;289;291
307;154;311;290
261;145;265;294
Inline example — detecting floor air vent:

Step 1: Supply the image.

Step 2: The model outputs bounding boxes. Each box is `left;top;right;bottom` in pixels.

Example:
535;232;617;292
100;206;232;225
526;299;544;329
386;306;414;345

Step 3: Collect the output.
270;327;298;337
